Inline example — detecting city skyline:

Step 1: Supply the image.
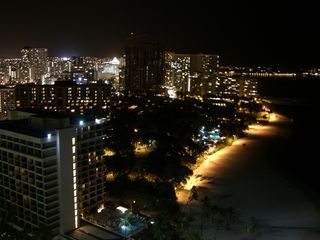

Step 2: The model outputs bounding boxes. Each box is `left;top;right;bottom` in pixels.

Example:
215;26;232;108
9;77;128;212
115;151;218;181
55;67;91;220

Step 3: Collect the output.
0;0;319;70
1;2;320;239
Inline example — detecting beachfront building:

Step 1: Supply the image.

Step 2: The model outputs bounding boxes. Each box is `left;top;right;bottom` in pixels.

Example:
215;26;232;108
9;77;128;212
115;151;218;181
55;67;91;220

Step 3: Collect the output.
0;111;107;237
14;81;113;115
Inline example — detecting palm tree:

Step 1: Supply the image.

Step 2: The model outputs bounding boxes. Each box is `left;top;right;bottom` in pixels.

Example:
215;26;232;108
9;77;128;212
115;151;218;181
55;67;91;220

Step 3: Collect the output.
183;186;198;213
118;212;139;239
210;205;239;240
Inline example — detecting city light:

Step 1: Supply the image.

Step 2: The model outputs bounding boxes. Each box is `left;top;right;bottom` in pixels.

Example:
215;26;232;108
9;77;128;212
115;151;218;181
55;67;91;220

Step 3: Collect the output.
95;118;106;124
108;57;120;65
116;206;128;214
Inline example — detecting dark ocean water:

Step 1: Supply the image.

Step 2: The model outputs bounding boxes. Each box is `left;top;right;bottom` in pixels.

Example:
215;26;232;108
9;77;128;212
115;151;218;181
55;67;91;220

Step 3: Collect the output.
258;76;319;101
258;77;320;191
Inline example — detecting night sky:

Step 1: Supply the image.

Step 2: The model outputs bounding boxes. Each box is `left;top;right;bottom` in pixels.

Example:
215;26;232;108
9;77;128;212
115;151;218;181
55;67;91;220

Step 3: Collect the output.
0;0;318;70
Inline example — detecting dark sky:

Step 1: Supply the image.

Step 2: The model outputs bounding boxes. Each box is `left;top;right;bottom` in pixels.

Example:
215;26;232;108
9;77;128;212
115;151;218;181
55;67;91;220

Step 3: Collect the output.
0;0;318;70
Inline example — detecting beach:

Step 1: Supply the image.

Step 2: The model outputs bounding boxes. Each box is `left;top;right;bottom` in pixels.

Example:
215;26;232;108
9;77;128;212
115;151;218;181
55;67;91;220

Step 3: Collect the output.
178;114;320;239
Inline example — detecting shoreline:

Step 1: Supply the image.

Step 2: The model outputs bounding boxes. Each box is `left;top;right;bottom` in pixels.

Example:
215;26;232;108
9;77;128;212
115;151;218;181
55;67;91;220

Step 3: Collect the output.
178;113;320;239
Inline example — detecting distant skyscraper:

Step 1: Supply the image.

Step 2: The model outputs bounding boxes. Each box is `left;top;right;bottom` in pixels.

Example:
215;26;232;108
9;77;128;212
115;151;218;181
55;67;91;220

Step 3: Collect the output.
0;58;21;84
164;52;191;93
9;67;19;84
0;87;15;119
20;47;48;83
98;57;123;89
239;77;258;98
70;56;97;84
190;54;219;75
165;52;219;95
125;40;164;90
215;76;240;96
214;76;258;98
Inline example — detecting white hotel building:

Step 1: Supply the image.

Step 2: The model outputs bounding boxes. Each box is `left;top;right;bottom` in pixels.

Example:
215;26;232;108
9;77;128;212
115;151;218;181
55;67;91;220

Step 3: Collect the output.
0;111;106;237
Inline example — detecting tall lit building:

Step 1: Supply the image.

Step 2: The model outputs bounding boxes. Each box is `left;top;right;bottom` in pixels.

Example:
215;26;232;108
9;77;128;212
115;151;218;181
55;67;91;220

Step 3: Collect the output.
0;111;107;237
14;81;113;115
214;76;258;98
164;52;191;93
191;74;218;96
239;77;258;98
190;54;219;75
0;61;6;84
70;56;97;84
9;67;19;84
97;57;124;88
0;87;15;119
215;76;240;96
125;40;164;90
20;47;48;83
0;58;21;85
165;52;219;95
48;57;71;77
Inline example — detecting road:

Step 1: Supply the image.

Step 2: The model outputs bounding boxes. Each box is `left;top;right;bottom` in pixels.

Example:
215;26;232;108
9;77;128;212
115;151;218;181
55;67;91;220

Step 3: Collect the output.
177;114;320;239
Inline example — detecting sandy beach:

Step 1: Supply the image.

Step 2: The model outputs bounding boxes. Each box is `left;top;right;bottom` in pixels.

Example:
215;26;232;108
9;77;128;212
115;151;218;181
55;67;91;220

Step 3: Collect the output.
178;114;320;239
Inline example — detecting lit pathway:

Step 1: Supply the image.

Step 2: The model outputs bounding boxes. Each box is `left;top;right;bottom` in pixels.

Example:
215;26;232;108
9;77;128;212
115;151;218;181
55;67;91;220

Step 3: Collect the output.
177;114;320;240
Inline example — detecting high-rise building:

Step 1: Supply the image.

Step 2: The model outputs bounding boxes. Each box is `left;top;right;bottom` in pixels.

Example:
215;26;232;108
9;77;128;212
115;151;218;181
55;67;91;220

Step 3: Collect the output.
20;47;48;83
125;41;164;90
0;111;107;237
215;76;240;96
214;76;259;98
164;52;191;93
0;58;21;85
239;77;258;98
70;56;97;84
14;81;113;115
189;54;219;95
190;54;219;75
191;74;218;96
97;57;124;88
165;53;219;95
0;87;15;119
9;67;19;84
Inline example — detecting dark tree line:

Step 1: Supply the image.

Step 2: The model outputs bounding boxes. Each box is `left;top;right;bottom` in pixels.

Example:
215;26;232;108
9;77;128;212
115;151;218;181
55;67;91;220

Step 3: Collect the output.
103;95;259;218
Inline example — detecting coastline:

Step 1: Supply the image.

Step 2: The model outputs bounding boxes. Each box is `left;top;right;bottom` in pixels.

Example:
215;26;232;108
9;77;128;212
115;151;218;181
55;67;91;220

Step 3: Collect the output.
179;113;320;239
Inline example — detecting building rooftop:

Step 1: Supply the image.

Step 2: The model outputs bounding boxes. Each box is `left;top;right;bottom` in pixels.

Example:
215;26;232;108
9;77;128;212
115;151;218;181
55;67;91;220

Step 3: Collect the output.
0;110;101;138
0;119;48;138
13;109;96;123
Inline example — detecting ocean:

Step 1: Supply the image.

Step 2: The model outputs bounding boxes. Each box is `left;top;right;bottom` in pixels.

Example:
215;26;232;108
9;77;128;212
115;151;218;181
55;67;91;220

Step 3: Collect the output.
258;77;320;192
